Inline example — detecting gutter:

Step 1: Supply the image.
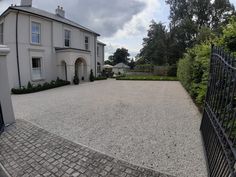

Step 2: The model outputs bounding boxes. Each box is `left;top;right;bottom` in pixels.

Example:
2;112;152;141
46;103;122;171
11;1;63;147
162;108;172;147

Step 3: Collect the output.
16;11;21;87
94;36;97;77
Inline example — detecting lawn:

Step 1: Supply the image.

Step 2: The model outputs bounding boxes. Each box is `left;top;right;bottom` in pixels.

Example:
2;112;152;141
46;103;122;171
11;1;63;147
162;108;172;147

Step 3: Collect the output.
116;75;178;81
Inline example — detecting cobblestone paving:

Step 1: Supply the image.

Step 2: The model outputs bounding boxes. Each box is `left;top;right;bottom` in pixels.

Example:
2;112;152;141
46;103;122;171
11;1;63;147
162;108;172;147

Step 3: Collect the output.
0;120;173;177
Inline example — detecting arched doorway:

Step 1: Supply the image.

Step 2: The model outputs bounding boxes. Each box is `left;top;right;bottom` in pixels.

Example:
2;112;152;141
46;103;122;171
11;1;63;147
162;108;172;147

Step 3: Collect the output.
61;61;67;81
75;58;87;81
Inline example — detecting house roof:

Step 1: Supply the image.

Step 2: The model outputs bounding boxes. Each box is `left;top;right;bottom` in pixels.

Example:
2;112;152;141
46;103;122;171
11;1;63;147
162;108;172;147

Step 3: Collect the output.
1;6;100;36
113;63;129;69
97;40;106;46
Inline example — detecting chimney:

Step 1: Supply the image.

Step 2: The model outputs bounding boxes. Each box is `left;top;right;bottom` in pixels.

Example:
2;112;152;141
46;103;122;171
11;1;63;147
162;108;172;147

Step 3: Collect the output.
55;6;65;18
20;0;32;7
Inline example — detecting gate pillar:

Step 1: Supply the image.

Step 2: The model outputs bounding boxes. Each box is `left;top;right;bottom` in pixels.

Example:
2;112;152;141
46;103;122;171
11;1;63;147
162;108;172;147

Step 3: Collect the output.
0;45;15;126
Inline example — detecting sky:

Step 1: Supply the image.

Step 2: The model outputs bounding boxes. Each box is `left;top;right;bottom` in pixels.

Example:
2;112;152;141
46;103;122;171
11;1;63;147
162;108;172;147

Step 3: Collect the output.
1;0;236;60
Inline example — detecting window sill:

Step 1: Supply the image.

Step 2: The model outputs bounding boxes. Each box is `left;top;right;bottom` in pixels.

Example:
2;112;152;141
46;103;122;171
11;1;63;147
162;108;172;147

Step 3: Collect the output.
31;78;44;82
30;42;41;46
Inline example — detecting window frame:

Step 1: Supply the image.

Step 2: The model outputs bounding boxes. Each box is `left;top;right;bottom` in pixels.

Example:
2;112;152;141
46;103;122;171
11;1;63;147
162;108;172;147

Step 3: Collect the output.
97;46;100;57
85;36;89;50
31;57;43;81
31;21;41;45
64;29;71;47
0;23;3;45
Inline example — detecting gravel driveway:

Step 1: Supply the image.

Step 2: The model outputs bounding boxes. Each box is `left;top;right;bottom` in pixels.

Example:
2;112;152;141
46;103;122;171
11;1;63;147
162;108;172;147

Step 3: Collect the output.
12;79;207;177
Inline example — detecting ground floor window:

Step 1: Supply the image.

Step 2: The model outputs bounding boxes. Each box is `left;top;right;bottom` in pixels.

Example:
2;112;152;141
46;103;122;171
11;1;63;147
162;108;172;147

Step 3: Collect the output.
0;23;3;44
32;57;42;80
97;62;101;73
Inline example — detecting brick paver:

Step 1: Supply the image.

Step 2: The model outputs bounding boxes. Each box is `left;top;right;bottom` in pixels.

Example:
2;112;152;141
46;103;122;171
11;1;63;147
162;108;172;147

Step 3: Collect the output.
0;120;173;177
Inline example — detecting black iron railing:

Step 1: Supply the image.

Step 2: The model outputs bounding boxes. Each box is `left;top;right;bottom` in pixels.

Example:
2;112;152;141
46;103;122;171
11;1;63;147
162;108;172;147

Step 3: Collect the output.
0;103;4;134
200;46;236;177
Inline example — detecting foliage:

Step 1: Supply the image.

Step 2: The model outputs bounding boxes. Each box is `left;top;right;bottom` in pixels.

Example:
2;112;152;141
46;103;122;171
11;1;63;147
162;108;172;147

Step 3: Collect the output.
196;26;217;44
129;59;136;70
107;48;130;65
134;64;154;73
27;81;33;89
217;16;236;51
11;78;70;94
139;21;168;65
104;60;113;65
137;1;235;68
177;43;211;105
153;65;177;76
167;65;177;77
89;69;95;82
166;0;235;31
73;74;79;85
116;75;178;81
95;76;108;80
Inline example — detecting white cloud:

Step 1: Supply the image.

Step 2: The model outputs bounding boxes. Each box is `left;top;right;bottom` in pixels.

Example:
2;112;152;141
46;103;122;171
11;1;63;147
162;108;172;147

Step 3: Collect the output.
102;0;161;59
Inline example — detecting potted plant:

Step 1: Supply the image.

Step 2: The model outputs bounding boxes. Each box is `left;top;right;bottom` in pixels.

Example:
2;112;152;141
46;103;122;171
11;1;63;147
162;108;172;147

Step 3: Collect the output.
73;74;80;85
89;69;95;82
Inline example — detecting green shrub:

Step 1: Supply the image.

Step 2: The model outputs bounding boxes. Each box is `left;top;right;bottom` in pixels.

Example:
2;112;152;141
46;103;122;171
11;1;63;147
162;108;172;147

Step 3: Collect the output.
27;82;33;89
95;76;107;80
177;43;210;106
167;65;177;77
89;69;95;82
116;75;178;81
11;78;70;94
73;75;79;85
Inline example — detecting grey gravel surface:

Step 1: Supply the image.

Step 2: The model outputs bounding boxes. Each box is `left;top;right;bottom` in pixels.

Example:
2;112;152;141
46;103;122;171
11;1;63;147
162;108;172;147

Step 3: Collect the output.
12;79;208;177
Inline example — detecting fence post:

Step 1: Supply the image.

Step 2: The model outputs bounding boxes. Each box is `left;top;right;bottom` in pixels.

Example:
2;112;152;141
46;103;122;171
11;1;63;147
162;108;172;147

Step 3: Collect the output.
0;45;15;125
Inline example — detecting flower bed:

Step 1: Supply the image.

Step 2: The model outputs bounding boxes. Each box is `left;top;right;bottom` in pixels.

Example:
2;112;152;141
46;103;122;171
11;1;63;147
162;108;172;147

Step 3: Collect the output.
11;78;70;94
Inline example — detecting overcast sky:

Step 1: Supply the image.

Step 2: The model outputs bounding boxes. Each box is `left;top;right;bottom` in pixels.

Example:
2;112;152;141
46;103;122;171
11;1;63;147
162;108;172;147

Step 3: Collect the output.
1;0;236;60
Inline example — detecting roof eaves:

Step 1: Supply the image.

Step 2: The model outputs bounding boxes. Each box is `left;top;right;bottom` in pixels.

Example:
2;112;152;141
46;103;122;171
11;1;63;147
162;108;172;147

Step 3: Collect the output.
2;6;100;36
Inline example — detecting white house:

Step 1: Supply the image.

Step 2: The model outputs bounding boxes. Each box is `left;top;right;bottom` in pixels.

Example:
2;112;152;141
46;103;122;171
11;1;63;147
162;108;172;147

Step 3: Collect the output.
0;0;106;89
112;63;129;74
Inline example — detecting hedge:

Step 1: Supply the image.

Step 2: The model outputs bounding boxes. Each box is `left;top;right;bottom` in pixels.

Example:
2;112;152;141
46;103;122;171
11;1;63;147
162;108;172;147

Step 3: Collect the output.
12;78;70;94
177;43;210;106
116;75;178;81
95;76;108;80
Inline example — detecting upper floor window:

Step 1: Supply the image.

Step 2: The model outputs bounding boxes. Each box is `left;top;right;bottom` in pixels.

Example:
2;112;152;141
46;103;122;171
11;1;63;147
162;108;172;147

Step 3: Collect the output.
32;57;42;80
85;36;89;50
97;46;100;57
64;29;71;47
31;22;41;44
0;23;3;44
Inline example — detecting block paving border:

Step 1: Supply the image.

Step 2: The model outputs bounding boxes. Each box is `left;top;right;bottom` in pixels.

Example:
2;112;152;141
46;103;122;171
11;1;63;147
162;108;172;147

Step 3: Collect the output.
0;120;174;177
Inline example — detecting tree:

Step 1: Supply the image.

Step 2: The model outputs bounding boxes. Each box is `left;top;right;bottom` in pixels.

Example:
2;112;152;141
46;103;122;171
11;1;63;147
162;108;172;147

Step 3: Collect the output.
166;0;235;32
165;0;235;60
107;48;130;65
128;59;135;70
139;21;168;65
211;0;235;32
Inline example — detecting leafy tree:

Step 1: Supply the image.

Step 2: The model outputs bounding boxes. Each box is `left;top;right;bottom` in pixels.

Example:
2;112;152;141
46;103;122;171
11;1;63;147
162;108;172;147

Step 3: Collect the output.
192;0;211;27
211;0;235;32
166;0;234;31
195;26;216;44
107;48;130;65
139;21;168;65
104;60;113;65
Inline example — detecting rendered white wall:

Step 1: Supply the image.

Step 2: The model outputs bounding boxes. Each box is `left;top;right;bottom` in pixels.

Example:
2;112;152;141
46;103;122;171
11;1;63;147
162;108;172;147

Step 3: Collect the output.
0;45;15;125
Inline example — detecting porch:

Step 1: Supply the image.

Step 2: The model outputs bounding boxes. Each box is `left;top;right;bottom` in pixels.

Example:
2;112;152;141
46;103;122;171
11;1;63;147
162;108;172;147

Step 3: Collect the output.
55;48;92;83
